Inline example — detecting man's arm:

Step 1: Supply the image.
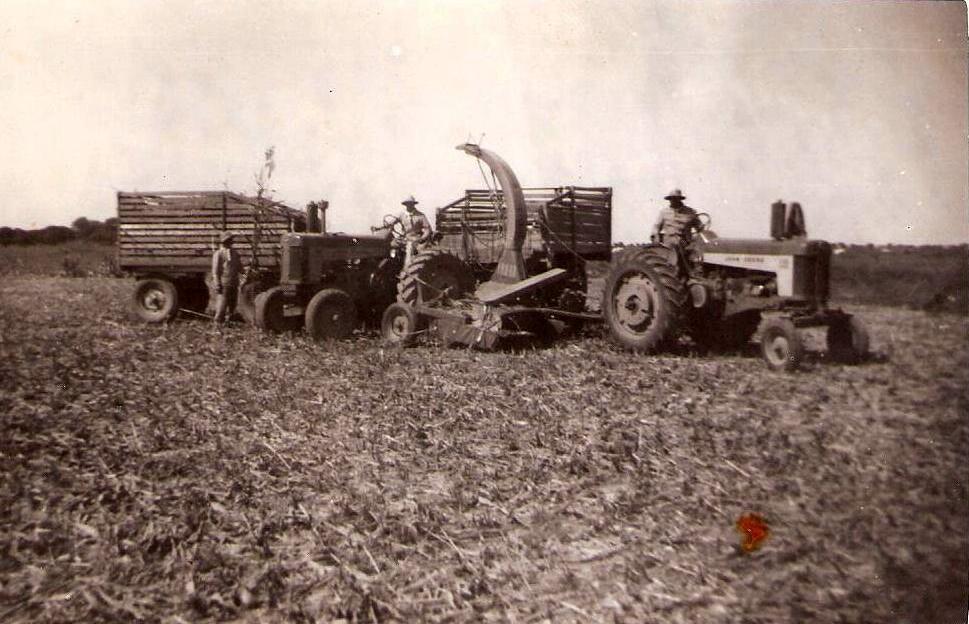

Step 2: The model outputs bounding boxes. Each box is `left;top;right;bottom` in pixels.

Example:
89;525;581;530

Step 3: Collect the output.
651;210;666;241
212;250;224;293
418;213;433;243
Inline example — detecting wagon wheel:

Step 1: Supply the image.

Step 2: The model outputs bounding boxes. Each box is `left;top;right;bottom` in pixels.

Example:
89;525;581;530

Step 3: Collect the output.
132;278;179;323
760;317;803;371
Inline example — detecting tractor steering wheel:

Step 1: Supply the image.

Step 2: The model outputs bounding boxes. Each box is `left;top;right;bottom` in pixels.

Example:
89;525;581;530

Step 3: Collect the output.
695;212;712;232
381;214;407;243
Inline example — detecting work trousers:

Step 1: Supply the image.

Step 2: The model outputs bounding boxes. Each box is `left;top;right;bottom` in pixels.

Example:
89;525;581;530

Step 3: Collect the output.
213;284;238;324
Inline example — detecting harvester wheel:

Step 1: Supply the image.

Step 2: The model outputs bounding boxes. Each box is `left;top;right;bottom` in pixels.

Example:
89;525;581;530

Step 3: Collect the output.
381;302;420;347
601;246;686;352
132;278;178;323
397;250;475;305
760;317;803;371
827;316;870;364
254;286;288;333
305;288;357;341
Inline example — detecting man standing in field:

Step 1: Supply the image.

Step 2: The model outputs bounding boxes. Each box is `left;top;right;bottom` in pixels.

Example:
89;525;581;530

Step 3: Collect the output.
212;232;242;326
374;195;433;267
652;189;701;247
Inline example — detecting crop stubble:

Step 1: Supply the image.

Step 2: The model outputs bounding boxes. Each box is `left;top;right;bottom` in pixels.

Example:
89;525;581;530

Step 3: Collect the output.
0;276;966;622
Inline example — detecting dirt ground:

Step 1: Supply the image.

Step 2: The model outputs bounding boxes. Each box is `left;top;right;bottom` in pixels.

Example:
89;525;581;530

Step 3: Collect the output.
1;276;967;623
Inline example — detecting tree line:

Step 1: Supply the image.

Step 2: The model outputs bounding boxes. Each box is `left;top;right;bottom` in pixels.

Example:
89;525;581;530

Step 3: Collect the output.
0;217;118;245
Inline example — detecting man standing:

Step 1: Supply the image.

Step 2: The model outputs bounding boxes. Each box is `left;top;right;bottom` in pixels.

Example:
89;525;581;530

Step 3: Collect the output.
212;232;242;326
652;189;700;247
375;195;433;267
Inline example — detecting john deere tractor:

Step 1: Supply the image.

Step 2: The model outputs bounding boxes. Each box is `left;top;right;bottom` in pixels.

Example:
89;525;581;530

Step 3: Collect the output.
602;201;869;370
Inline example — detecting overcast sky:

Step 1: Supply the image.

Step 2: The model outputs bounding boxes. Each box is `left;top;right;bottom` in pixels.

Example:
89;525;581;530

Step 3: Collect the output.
0;0;966;244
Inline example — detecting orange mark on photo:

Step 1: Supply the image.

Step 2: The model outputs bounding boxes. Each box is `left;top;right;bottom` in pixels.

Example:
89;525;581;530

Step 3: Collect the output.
736;513;769;552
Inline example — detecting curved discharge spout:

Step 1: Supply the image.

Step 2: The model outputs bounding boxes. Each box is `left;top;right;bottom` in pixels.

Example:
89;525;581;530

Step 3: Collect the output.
456;143;527;287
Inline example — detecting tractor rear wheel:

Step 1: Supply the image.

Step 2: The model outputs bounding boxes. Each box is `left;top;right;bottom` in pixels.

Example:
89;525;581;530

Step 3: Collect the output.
381;302;420;347
601;247;686;352
827;316;870;364
305;288;357;341
254;286;289;333
760;317;803;371
132;278;179;323
397;250;475;305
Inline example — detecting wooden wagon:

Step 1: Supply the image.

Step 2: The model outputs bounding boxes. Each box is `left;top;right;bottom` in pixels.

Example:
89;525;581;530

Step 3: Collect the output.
117;191;306;322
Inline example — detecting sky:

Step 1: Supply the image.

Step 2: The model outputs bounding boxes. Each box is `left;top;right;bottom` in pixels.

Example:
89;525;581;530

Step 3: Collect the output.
0;0;966;245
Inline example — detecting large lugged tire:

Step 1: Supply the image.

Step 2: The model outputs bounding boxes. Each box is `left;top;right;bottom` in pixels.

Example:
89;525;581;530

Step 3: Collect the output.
601;247;687;352
827;316;870;364
132;278;179;323
397;250;475;305
760;317;804;371
305;288;356;341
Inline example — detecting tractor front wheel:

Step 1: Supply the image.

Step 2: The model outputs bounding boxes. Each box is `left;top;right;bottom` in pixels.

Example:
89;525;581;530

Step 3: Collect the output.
381;302;420;347
132;278;179;323
254;286;289;333
760;317;803;371
601;247;686;352
827;316;870;364
305;288;357;341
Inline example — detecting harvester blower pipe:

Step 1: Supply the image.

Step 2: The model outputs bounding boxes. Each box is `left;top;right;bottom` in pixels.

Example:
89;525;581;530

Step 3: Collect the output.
456;143;527;286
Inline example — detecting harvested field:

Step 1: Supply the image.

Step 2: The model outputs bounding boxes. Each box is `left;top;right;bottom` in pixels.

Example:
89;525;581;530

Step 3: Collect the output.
1;275;967;622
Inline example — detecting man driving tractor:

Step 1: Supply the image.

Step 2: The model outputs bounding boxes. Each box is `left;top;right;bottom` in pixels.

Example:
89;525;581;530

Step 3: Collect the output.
652;188;701;247
372;195;433;267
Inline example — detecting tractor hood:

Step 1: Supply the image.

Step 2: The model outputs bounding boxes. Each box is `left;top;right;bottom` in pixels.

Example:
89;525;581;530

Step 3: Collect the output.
696;237;831;299
696;237;831;257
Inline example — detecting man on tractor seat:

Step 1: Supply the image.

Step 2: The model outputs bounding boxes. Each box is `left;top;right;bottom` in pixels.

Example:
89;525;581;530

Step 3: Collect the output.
652;189;701;247
373;195;433;267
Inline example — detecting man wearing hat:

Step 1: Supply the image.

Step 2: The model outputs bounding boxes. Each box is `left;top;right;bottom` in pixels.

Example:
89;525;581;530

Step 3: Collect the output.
374;195;433;267
212;231;242;326
652;189;700;247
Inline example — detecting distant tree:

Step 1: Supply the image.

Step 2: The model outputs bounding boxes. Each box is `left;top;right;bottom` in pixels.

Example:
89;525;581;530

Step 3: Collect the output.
33;226;76;245
89;219;117;243
72;217;95;237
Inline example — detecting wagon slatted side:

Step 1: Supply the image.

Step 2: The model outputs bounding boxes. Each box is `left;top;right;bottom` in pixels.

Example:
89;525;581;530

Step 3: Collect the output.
435;186;612;265
117;192;304;273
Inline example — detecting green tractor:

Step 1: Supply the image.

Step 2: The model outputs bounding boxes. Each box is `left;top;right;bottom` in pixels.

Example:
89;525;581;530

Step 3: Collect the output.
251;206;474;340
602;201;869;371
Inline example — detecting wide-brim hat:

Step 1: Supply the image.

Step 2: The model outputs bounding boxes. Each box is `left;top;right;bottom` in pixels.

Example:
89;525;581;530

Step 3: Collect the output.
401;195;419;206
220;232;234;243
665;189;686;201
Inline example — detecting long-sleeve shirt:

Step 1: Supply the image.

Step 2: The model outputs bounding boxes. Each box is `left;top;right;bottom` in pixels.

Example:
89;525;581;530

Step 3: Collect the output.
653;205;700;244
211;246;242;289
396;209;432;243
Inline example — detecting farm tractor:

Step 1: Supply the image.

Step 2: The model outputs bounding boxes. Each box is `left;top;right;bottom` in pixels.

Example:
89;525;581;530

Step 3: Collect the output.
250;222;411;340
601;201;870;370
